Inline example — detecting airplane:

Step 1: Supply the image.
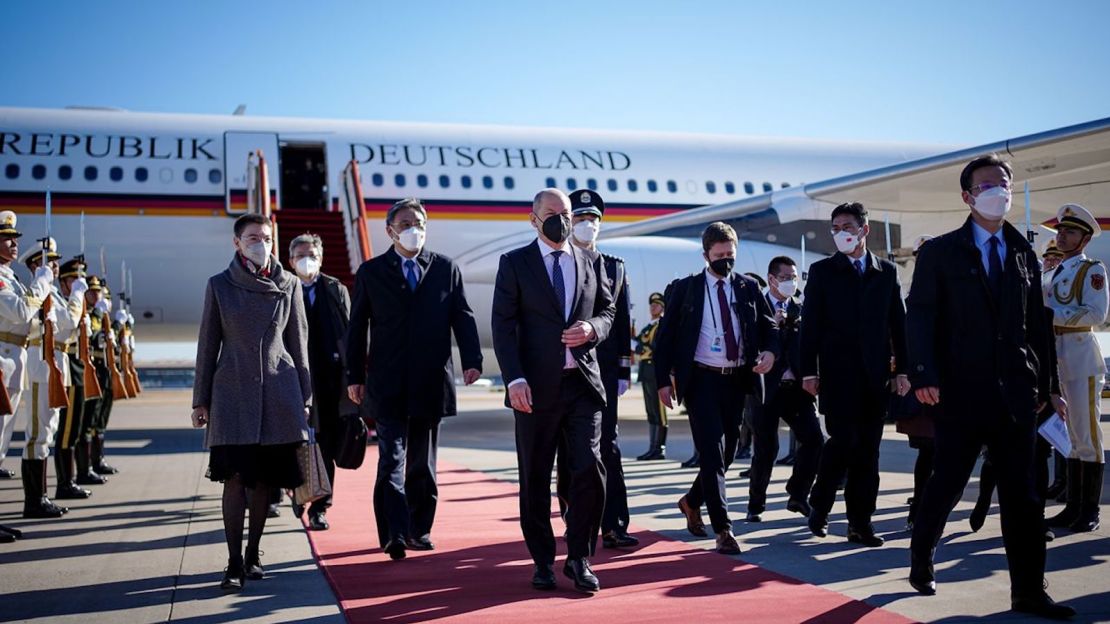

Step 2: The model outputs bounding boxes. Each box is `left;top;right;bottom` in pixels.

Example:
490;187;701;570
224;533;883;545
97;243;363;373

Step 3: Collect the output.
0;106;1107;370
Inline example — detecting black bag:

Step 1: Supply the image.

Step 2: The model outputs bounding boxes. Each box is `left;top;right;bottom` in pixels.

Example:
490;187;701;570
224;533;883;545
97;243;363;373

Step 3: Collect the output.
334;414;368;470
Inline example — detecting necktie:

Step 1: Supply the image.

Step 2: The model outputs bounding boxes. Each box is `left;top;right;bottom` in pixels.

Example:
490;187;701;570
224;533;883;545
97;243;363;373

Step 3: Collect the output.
716;280;739;361
550;251;566;319
854;259;864;276
404;259;418;291
1053;263;1064;280
304;283;315;308
987;236;1003;299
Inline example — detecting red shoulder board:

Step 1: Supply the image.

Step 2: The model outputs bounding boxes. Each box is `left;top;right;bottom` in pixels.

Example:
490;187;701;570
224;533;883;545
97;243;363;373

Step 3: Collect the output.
0;279;6;289
1091;273;1104;291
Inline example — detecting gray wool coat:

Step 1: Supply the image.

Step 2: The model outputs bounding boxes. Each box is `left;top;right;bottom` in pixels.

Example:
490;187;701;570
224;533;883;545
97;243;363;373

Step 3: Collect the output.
192;255;313;448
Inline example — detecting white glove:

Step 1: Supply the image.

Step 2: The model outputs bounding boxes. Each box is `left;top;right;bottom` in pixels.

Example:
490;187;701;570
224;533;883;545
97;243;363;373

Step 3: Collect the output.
107;329;116;343
93;299;110;316
128;335;135;350
618;379;630;396
127;312;135;325
44;306;57;323
30;266;53;299
113;309;127;324
70;277;89;297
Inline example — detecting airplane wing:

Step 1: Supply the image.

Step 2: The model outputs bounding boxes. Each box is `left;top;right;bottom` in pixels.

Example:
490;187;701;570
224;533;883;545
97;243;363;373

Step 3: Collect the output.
601;116;1110;257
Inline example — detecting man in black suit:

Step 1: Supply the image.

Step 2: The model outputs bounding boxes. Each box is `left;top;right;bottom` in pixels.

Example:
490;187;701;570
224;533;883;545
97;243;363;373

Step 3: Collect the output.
491;188;615;593
346;198;482;561
289;233;351;531
906;155;1073;619
801;202;910;547
654;222;777;555
746;256;823;523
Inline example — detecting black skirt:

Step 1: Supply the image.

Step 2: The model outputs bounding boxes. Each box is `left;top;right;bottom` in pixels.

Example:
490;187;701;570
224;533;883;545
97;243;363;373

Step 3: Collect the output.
207;443;304;489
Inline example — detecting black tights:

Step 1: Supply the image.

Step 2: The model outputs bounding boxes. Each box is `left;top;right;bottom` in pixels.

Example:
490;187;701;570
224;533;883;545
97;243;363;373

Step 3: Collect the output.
221;475;272;560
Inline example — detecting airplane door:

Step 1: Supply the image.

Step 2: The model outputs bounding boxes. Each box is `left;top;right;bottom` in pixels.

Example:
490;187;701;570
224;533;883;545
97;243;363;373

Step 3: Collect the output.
224;132;280;214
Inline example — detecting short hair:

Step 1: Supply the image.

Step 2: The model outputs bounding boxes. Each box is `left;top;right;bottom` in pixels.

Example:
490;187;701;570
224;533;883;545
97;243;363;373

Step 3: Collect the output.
959;154;1013;192
289;232;323;258
234;213;270;237
386;198;427;224
533;188;569;214
831;202;868;227
768;255;796;276
744;272;767;289
701;221;738;252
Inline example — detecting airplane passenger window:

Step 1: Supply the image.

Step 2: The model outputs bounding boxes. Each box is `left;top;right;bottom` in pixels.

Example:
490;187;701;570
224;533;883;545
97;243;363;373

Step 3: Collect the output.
627;179;638;192
546;177;557;188
4;164;17;180
136;167;149;182
566;178;578;191
461;175;472;188
209;169;222;184
395;174;406;187
58;165;72;180
184;168;197;184
417;174;429;188
607;179;618;192
439;174;450;188
84;166;97;181
725;182;736;194
482;175;493;189
110;167;124;182
647;180;658;192
371;173;384;187
32;164;46;180
744;182;754;194
503;176;515;190
763;182;773;192
781;182;791;188
587;178;598;190
667;180;677;193
706;181;717;194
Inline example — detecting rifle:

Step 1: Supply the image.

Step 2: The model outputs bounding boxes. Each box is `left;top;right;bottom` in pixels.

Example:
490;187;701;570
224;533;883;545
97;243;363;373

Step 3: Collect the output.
79;300;101;400
42;294;70;409
102;312;128;400
119;324;140;397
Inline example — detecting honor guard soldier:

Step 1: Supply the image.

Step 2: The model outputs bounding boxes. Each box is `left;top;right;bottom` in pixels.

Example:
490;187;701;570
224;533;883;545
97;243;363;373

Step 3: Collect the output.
53;258;93;499
0;212;54;491
16;236;81;518
1040;239;1070;502
86;281;120;477
560;189;638;549
635;292;668;460
1044;203;1107;533
76;276;112;484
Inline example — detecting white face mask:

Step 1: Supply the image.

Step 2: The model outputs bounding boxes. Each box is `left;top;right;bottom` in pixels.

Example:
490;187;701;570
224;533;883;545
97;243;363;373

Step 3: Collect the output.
777;279;798;298
971;186;1012;220
573;220;599;244
241;240;271;266
833;229;863;254
396;227;425;253
295;257;320;279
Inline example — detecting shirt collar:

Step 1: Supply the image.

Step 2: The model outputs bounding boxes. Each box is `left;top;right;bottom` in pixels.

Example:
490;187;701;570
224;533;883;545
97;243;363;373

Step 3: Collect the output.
703;267;729;286
393;246;421;265
1060;253;1087;270
538;238;572;258
767;289;788;306
300;275;319;288
970;220;1003;247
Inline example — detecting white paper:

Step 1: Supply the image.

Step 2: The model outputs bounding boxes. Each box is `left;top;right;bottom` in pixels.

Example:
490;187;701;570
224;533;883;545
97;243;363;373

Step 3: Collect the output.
1038;413;1072;457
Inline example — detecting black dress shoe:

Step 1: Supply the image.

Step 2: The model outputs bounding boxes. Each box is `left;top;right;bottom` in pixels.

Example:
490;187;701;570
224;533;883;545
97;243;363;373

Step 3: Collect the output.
680;454;700;469
0;467;14;479
308;512;330;531
641;448;665;461
267;503;281;518
737;468;751;478
0;532;13;544
745;511;762;522
775;453;795;466
55;482;92;499
244;548;265;580
563;558;600;593
531;563;556;590
786;498;812;517
76;471;108;485
715;530;742;555
808;514;828;538
602;530;640;549
406;535;435;550
0;525;24;539
909;554;936;596
221;556;246;591
384;537;407;560
846;525;884;547
1011;591;1076;620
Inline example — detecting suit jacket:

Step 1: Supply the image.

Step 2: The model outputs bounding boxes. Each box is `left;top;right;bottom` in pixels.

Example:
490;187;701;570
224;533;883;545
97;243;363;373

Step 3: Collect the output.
491;239;615;411
345;247;482;421
799;251;907;416
763;293;808;405
652;270;780;404
303;273;353;427
907;217;1055;421
595;253;632;387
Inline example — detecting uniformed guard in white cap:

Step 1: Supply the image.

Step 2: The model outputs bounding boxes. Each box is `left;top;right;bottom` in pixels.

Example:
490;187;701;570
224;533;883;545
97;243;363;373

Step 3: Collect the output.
0;212;59;517
1044;203;1107;533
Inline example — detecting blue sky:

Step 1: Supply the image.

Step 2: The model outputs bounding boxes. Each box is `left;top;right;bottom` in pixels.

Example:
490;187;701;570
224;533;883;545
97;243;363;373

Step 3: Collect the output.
2;1;1107;145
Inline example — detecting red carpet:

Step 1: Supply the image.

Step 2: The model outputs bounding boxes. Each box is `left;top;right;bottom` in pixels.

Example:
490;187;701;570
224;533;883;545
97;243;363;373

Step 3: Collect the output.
304;449;914;623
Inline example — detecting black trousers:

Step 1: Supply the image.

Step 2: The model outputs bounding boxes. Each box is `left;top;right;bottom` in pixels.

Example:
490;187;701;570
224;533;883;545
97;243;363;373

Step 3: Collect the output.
808;393;885;527
56;354;87;450
373;413;440;548
85;359;113;436
309;383;343;515
639;362;666;426
911;409;1045;596
684;367;749;533
748;382;823;513
515;371;605;564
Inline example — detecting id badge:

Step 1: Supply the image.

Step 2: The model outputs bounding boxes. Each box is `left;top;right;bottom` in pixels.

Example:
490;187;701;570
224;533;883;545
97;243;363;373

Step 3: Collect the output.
710;334;724;353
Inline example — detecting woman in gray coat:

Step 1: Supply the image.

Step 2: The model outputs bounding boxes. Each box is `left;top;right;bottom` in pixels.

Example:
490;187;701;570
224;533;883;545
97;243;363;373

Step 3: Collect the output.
191;213;313;590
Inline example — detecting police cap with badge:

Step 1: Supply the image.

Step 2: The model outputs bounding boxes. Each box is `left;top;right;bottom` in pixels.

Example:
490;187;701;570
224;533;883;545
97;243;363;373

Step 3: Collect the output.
649;292;665;307
59;257;88;280
18;237;61;269
0;211;22;238
570;189;605;218
1054;203;1101;239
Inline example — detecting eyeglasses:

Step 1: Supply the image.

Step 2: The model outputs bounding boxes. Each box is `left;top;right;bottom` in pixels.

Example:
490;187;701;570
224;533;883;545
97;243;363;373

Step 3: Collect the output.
392;220;426;230
968;180;1011;194
240;233;273;244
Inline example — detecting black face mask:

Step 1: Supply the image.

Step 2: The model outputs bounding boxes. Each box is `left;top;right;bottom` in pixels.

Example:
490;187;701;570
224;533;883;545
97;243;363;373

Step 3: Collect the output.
538;213;570;244
709;257;735;277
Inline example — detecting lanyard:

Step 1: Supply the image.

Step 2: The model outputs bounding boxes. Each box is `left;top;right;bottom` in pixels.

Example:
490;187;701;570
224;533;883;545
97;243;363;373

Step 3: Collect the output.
705;277;735;330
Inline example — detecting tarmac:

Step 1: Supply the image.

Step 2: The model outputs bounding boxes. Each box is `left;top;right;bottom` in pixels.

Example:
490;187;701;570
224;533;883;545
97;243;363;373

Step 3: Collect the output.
0;386;1107;623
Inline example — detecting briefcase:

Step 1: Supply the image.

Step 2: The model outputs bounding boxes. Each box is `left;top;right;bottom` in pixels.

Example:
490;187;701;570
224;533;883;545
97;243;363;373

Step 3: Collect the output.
293;430;333;506
335;414;368;470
